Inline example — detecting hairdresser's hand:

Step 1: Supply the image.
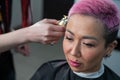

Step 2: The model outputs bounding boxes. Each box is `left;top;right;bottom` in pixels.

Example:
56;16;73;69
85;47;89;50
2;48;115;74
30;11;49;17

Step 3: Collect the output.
26;19;65;44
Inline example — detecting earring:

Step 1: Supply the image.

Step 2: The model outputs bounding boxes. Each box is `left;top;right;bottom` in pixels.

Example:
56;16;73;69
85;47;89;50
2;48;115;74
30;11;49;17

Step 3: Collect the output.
105;54;111;57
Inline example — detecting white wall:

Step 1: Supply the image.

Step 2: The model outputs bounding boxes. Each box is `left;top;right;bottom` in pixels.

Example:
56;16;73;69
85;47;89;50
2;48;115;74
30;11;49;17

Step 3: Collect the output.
11;0;43;28
11;0;44;80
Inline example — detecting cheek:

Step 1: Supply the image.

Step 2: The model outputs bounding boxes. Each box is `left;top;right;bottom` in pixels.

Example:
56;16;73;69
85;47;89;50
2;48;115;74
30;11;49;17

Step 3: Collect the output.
81;48;105;63
81;50;95;62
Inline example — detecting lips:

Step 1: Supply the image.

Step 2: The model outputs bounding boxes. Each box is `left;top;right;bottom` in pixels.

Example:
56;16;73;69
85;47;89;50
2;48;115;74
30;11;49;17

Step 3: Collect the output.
69;59;81;67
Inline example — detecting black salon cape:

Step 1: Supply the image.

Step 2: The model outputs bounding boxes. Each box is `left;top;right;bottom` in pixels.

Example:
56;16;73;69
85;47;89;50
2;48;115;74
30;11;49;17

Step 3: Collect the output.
31;60;120;80
0;51;15;80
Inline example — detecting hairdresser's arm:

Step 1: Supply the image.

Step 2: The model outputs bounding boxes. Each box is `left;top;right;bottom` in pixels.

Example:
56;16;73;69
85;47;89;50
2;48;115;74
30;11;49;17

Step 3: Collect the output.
0;19;65;53
0;29;28;53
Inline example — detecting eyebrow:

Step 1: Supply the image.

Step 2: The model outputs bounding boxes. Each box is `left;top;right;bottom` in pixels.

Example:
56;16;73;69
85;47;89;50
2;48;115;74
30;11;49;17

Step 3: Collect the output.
82;36;98;41
66;29;74;35
66;29;98;41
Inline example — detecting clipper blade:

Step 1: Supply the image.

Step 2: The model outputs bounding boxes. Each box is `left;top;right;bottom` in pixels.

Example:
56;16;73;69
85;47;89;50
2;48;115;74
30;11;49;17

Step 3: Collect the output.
58;15;68;27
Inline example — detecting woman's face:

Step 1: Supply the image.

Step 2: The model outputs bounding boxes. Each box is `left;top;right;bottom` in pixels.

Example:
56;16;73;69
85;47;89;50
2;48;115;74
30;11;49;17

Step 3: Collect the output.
63;14;111;73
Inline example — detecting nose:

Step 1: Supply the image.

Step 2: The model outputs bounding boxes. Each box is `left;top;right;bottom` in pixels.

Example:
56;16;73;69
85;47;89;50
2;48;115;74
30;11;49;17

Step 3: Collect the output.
70;41;81;57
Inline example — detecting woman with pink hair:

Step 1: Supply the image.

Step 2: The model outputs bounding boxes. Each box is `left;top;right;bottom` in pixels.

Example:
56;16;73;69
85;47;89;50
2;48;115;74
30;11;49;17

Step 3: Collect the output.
31;0;120;80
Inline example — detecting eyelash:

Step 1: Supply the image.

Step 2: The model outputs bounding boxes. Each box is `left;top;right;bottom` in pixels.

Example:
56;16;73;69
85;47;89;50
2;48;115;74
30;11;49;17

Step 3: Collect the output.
65;36;73;41
83;42;95;47
65;36;95;47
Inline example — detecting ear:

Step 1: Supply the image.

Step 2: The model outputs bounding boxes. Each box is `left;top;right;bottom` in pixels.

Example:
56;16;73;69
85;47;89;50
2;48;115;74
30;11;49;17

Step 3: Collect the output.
105;40;118;56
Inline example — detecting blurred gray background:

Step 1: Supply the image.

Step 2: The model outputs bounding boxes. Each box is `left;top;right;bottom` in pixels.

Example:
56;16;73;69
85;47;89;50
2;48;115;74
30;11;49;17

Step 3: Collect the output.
11;0;120;80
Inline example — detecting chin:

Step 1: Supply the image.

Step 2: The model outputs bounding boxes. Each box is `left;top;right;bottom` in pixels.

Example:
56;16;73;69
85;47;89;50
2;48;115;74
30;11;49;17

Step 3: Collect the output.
70;66;83;72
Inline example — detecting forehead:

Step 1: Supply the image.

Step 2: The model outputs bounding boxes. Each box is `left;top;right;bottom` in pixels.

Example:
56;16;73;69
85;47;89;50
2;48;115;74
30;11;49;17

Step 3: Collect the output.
66;14;105;39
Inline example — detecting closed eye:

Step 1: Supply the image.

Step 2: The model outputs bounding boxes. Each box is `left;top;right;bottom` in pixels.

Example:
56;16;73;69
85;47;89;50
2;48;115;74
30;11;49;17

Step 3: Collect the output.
83;42;95;47
65;36;73;41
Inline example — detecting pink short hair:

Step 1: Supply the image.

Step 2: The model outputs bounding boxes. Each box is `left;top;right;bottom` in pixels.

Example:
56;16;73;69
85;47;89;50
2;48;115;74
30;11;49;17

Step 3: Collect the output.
68;0;120;32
